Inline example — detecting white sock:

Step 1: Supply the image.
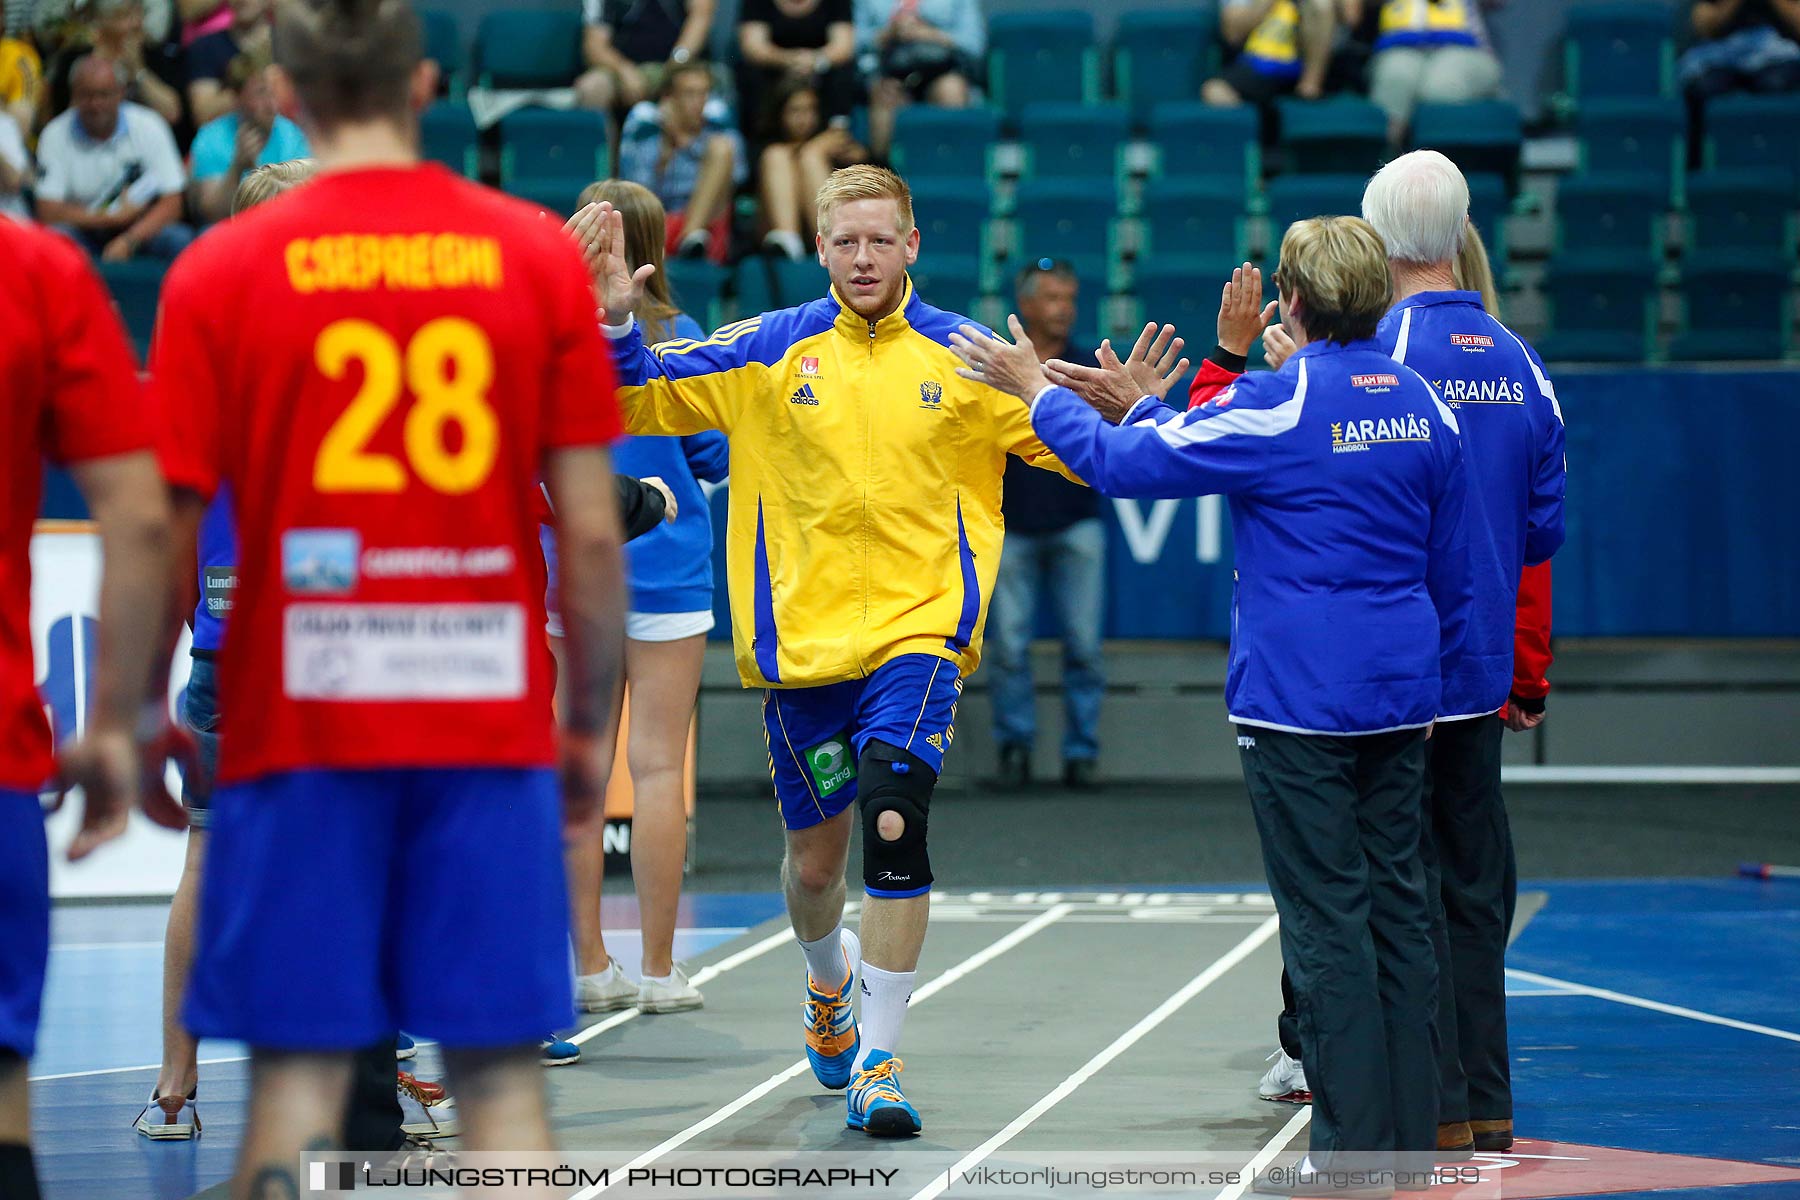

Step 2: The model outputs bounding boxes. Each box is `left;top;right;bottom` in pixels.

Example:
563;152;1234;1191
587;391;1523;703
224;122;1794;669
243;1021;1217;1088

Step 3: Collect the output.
640;971;674;986
798;924;846;987
763;229;806;260
853;963;915;1072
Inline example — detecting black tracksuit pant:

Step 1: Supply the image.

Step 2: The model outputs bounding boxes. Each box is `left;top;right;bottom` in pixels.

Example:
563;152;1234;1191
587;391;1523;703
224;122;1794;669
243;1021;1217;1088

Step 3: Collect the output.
1239;725;1439;1167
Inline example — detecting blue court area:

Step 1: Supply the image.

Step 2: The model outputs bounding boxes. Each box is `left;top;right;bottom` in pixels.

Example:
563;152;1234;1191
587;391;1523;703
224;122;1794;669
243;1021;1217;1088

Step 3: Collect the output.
27;879;1800;1200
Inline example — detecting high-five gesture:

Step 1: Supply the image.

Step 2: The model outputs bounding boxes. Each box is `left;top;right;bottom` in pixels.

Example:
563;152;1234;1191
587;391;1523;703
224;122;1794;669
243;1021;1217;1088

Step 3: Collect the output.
948;314;1051;401
563;201;656;325
1045;322;1190;424
1217;263;1278;358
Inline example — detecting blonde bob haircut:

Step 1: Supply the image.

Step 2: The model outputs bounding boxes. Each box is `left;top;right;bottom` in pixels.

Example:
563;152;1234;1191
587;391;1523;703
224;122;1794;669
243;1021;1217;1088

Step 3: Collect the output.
232;157;318;215
1454;220;1501;319
814;165;914;239
1272;216;1393;345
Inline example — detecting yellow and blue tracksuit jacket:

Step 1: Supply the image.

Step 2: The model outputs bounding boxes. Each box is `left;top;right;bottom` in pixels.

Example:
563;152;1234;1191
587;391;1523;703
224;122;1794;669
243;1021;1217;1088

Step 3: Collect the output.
608;277;1078;690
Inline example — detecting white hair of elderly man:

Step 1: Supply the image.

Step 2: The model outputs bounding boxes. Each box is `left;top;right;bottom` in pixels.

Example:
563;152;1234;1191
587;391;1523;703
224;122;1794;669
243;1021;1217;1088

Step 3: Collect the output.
1361;149;1470;267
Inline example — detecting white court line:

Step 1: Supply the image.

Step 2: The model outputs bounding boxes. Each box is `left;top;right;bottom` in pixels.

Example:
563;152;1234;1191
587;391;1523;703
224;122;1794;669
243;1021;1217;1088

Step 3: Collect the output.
1216;1105;1313;1200
905;914;1280;1200
30;1053;249;1083
1500;765;1800;784
1506;967;1800;1044
49;941;167;952
572;904;1076;1200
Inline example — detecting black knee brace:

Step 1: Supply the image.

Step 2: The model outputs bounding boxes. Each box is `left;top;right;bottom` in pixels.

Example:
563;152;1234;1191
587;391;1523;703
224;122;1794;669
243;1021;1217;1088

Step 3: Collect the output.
859;739;936;897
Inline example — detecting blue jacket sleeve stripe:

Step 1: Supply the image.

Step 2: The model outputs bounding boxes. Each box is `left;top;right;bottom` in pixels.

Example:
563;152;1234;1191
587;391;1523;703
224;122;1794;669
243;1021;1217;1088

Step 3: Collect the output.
948;498;980;652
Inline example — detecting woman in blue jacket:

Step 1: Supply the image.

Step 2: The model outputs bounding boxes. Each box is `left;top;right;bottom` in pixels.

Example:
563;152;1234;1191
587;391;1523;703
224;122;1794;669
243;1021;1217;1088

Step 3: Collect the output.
952;216;1474;1195
553;180;729;1021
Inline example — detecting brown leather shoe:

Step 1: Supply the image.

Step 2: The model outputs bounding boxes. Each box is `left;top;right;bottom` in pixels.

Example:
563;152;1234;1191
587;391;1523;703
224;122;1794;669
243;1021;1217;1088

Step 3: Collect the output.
1437;1120;1475;1161
1470;1118;1514;1152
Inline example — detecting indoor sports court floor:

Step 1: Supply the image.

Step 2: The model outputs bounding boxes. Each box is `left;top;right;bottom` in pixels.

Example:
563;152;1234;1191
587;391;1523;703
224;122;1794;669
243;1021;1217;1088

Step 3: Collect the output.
27;783;1800;1200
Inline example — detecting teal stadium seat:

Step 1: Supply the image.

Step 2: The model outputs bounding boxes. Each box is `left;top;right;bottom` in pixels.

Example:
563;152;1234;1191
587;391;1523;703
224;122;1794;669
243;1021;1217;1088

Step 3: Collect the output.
1113;7;1216;127
1465;172;1511;266
769;257;827;309
1536;254;1658;364
1277;97;1388;176
1410;100;1522;193
420;101;479;177
1576;98;1684;201
663;260;728;329
909;179;992;262
1264;174;1367;234
1685;171;1796;258
1555;172;1665;260
1134;258;1258;344
1140;177;1248;263
1564;2;1674;102
475;9;583;89
419;9;466;97
733;258;774;321
1669;257;1792;362
987;11;1099;125
1147;102;1260;202
499;108;609;214
1706;94;1800;198
1020;103;1130;181
1011;180;1117;265
98;260;166;360
910;256;984;319
889;106;999;184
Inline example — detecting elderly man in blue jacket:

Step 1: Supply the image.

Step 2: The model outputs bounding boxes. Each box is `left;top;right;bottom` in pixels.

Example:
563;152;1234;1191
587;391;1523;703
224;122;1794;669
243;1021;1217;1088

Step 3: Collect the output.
952;215;1475;1198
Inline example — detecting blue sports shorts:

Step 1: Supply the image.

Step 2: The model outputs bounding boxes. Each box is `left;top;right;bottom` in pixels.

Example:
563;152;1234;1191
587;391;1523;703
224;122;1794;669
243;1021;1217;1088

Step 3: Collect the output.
0;790;49;1056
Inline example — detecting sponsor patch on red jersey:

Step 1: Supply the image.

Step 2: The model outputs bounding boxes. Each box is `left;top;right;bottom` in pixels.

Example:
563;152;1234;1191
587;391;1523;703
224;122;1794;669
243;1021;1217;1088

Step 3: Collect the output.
1451;333;1495;347
1351;373;1400;388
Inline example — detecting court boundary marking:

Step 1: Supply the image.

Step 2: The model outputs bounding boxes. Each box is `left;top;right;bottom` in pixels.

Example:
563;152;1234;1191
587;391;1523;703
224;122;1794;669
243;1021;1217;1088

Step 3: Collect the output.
1506;967;1800;1044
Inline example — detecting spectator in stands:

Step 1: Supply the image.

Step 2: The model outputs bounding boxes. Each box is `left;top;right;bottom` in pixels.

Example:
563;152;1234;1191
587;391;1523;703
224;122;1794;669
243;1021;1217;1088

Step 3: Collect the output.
35;53;188;258
187;50;303;224
184;0;266;127
0;106;26;219
988;259;1106;792
45;0;183;133
175;0;226;44
576;0;717;114
1204;0;1341;108
856;0;983;160
738;0;859;130
1355;0;1502;143
1680;0;1800;102
0;10;41;131
617;60;744;263
757;75;869;258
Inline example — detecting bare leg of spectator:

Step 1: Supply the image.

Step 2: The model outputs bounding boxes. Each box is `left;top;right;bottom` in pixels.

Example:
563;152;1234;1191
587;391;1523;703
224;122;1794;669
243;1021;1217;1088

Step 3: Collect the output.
796;138;838;244
151;831;204;1111
678;133;738;252
1369;48;1429;144
1202;77;1243;106
759;144;807;259
1296;0;1338;100
925;71;971;108
868;77;907;161
575;67;617;112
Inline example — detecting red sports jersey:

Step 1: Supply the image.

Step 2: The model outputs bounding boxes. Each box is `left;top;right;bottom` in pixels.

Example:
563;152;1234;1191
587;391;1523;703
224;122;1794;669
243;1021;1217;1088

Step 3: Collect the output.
1;219;154;791
152;164;620;785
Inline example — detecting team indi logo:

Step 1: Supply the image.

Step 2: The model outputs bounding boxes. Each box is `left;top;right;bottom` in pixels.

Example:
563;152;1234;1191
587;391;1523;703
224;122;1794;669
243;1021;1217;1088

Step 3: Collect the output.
919;381;944;410
1450;333;1494;349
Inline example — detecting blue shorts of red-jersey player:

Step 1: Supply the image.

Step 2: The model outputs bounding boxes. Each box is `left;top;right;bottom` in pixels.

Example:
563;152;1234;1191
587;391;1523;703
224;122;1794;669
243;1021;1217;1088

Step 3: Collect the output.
0;789;50;1057
761;653;961;888
184;768;573;1049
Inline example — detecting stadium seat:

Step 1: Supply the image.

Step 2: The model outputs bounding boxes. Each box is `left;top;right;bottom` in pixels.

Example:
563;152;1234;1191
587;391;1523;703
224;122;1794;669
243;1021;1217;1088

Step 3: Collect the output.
1264;174;1367;234
1410;100;1522;192
889;106;999;185
1146;102;1260;201
1011;180;1118;265
1685;171;1796;258
1465;172;1511;268
910;179;993;262
1554;172;1665;260
664;260;728;329
987;10;1100;124
1576;99;1684;201
1134;258;1256;339
910;255;984;319
499;108;609;211
1564;2;1674;102
1669;256;1791;362
769;257;827;310
505;176;586;218
1139;177;1248;263
733;258;774;321
1536;254;1658;363
420;9;466;97
1020;103;1130;181
474;9;583;89
98;260;165;359
420;101;479;178
1706;94;1800;196
1113;7;1215;127
1277;97;1388;176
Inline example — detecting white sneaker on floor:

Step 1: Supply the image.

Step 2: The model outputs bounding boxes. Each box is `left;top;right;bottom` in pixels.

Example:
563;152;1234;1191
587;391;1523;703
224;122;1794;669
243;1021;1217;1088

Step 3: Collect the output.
133;1089;200;1140
575;960;638;1012
398;1077;460;1140
1258;1048;1311;1104
637;963;704;1013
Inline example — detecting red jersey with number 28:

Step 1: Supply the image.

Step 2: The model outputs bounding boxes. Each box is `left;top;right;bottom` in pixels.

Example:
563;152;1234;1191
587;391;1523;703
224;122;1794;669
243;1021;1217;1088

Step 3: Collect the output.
1;219;153;792
153;164;619;785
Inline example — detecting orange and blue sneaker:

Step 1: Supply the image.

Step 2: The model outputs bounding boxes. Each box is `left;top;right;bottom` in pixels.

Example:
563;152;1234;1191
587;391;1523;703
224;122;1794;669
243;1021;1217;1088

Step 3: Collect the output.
846;1050;921;1136
803;928;860;1089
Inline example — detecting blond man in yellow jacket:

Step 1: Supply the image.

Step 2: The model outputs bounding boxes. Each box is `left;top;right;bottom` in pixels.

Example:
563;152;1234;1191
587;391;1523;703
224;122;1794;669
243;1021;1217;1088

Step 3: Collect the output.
579;165;1078;1137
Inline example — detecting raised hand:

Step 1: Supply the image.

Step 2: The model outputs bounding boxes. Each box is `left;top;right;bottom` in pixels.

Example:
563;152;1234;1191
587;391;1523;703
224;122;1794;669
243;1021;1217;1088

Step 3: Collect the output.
1118;321;1191;399
564;201;655;324
1262;321;1298;371
1217;263;1278;357
948;314;1051;402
